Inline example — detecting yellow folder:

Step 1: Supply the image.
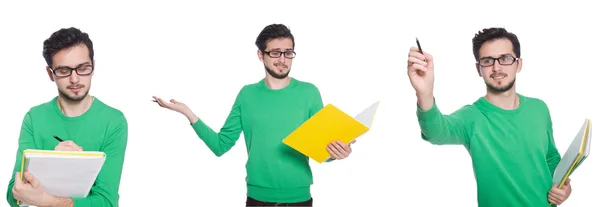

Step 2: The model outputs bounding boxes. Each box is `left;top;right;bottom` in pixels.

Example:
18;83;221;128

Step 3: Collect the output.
549;119;592;206
282;101;379;163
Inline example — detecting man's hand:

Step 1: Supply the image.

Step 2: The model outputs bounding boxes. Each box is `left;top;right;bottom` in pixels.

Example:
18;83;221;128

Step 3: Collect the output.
152;96;199;124
12;172;55;207
548;178;572;205
407;46;436;111
54;140;83;151
326;140;356;160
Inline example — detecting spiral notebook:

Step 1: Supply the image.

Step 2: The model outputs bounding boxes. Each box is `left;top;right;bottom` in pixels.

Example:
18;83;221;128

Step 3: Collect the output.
17;149;106;206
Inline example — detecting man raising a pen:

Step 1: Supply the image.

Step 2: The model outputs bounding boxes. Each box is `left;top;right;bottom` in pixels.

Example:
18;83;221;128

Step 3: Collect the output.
6;27;128;207
407;27;572;206
153;24;355;207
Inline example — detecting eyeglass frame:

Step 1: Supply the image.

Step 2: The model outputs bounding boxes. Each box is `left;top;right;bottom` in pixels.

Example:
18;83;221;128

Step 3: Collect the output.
262;50;296;59
477;55;520;67
49;64;95;78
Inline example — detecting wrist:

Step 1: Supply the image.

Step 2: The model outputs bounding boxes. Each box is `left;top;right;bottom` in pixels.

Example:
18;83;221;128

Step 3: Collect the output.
41;193;58;207
416;92;434;111
182;109;199;124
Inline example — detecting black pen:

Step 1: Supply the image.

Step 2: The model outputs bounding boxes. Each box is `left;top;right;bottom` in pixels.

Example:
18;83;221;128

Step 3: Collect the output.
151;100;158;102
53;135;64;142
416;37;423;54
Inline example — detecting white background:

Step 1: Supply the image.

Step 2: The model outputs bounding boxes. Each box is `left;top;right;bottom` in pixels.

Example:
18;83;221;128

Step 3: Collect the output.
0;0;598;206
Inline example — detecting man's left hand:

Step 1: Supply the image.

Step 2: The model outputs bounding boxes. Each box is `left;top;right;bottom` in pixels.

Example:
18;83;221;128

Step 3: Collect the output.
12;171;55;207
548;178;572;205
326;140;356;160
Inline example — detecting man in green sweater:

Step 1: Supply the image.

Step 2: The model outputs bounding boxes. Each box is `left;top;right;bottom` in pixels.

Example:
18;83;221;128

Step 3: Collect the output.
407;27;573;206
6;27;128;207
153;24;354;206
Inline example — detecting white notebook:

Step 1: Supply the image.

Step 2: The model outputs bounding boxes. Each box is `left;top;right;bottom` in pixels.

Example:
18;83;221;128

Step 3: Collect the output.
18;150;106;206
552;119;592;188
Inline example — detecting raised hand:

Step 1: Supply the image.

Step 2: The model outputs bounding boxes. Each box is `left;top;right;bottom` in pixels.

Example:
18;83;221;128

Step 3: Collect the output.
407;47;435;110
407;47;435;97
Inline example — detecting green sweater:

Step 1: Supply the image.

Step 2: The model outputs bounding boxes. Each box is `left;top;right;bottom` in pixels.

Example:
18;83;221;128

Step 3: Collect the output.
6;97;128;207
417;94;561;207
191;78;323;203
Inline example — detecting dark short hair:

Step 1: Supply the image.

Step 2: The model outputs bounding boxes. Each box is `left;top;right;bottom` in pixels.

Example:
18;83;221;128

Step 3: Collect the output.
255;24;295;52
472;27;520;61
43;27;94;67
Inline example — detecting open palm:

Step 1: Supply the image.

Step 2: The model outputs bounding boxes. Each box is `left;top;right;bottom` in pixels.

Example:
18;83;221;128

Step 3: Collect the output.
152;96;190;114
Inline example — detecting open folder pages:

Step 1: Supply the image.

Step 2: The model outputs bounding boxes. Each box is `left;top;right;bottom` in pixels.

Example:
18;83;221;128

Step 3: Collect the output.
552;119;592;188
282;101;380;163
17;150;106;206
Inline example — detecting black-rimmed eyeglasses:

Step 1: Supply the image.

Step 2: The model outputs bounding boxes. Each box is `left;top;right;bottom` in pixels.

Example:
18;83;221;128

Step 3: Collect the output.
478;55;519;67
263;50;296;59
50;65;94;77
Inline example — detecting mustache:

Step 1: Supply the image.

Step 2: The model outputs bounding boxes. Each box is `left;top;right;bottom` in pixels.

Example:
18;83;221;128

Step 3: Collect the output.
274;62;288;68
490;73;507;78
67;84;85;89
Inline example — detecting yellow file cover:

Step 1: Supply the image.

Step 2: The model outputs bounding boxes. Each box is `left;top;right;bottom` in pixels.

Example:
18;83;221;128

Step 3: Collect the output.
282;101;379;163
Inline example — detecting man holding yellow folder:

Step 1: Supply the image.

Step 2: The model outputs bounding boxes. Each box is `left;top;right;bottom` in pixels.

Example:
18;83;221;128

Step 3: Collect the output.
6;27;128;207
407;27;572;206
153;24;354;206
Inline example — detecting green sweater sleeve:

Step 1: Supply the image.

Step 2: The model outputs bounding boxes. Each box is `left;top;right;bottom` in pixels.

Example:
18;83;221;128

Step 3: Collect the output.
6;113;36;207
416;99;473;146
191;88;244;157
72;114;128;207
545;112;561;174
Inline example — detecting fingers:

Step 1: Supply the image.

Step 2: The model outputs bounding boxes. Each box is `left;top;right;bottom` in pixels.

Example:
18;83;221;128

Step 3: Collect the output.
328;141;350;159
408;56;427;67
23;172;40;188
14;172;22;186
55;141;83;151
327;143;343;159
548;195;560;205
13;172;25;194
336;140;352;152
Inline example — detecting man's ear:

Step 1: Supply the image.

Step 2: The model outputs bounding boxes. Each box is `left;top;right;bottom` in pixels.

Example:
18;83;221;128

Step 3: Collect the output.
257;50;264;62
46;66;55;82
92;60;96;76
516;58;522;73
475;63;482;77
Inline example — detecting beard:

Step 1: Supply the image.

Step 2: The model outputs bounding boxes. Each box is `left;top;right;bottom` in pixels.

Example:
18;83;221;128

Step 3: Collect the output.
58;84;89;102
485;75;516;93
264;63;290;79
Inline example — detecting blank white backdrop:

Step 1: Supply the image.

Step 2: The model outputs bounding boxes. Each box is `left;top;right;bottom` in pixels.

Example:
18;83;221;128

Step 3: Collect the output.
0;0;598;206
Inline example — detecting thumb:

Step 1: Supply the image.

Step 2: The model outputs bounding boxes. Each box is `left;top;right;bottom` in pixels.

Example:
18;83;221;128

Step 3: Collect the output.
565;178;571;185
170;99;178;104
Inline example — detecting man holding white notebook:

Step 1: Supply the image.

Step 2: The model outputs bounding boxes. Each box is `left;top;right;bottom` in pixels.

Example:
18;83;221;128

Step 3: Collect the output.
407;28;573;206
6;27;128;207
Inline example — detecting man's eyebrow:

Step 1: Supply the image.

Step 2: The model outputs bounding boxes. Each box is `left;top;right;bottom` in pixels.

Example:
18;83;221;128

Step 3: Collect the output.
268;48;293;51
53;62;92;69
480;53;513;59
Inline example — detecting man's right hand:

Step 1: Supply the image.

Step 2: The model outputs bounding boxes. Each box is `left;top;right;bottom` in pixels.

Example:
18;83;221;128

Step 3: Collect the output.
407;47;435;110
152;96;199;124
54;141;83;151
